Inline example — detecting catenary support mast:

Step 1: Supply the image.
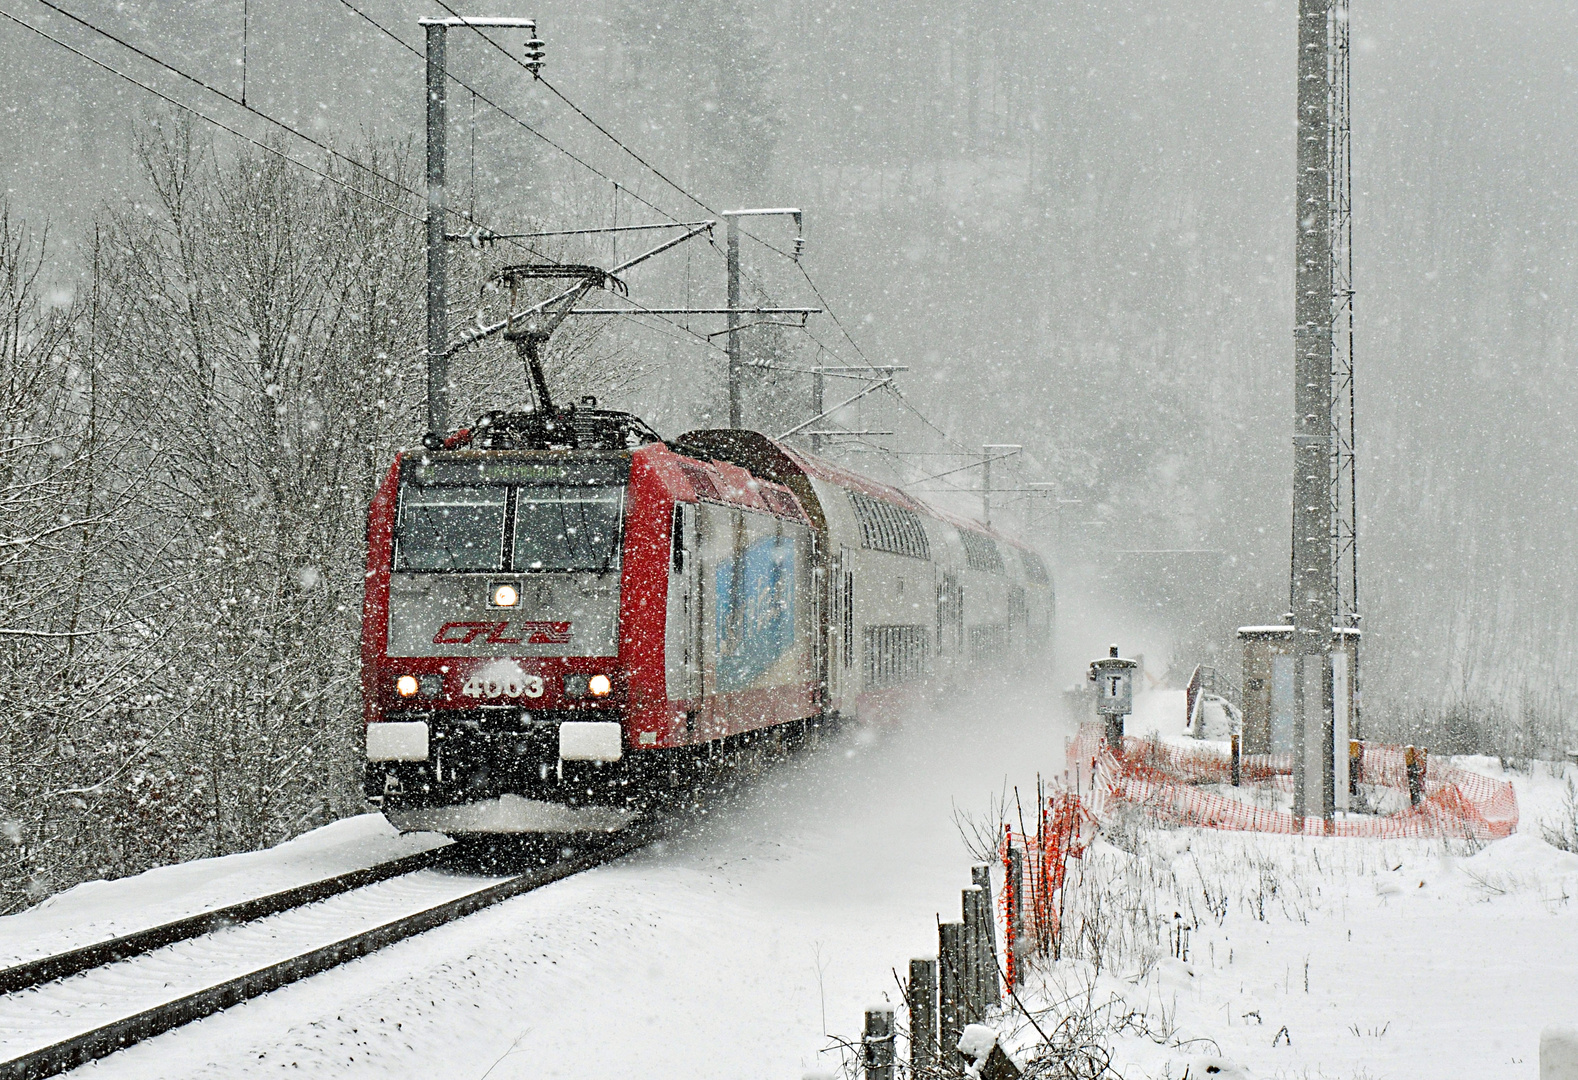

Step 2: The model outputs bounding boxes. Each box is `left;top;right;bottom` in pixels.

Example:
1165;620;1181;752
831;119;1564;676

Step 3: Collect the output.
420;16;538;438
720;208;803;428
1291;0;1336;820
424;21;448;437
726;217;741;427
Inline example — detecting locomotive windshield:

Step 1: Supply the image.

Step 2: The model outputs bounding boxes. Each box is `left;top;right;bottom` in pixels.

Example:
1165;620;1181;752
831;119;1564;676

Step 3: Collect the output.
394;486;506;571
394;456;628;574
512;488;623;571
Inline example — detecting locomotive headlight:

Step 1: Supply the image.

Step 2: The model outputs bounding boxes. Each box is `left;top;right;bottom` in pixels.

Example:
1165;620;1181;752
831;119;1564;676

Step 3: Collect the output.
395;674;420;697
491;582;520;608
564;673;610;699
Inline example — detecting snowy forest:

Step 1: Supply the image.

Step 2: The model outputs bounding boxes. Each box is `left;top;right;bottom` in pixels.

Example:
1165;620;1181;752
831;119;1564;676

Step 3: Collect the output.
4;0;1578;907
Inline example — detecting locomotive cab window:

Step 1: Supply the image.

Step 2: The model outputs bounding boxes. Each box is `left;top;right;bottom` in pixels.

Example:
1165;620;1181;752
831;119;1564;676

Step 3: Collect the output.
393;457;628;574
512;487;624;573
394;486;507;571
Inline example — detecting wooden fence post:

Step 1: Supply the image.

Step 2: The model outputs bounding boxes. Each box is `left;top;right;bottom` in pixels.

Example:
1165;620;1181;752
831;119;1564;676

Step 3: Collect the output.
1405;744;1424;806
863;1006;894;1080
961;885;982;1021
938;921;965;1073
971;865;1001;1007
908;958;937;1076
1230;732;1241;787
1007;845;1024;988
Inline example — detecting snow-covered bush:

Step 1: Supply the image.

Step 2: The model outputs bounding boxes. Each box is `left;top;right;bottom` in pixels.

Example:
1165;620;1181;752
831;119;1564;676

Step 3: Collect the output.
1541;776;1578;854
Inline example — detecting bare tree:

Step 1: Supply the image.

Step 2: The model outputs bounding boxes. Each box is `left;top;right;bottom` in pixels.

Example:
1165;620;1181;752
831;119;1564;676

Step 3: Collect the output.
0;204;180;910
0;112;637;908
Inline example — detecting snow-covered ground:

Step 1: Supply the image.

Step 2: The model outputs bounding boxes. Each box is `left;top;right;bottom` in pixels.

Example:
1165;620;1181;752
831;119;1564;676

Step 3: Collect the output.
0;819;449;969
1013;797;1578;1079
1003;693;1578;1079
6;685;1067;1078
8;686;1578;1078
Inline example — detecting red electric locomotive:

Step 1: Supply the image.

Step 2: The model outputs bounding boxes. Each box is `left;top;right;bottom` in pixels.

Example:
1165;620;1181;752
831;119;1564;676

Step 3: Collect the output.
362;403;1053;835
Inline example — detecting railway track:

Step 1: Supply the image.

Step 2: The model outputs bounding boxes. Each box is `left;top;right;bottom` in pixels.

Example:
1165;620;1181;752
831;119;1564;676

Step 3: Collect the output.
0;819;664;1080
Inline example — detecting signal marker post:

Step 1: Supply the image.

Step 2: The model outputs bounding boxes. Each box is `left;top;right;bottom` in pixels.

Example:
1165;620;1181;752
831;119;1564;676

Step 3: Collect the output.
1089;645;1137;750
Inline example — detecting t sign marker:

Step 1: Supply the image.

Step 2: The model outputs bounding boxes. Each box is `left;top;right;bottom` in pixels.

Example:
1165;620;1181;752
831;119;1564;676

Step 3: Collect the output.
1088;645;1138;749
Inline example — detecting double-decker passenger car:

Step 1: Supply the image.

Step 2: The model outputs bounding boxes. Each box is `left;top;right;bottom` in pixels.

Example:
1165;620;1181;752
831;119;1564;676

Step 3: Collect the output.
362;408;1052;834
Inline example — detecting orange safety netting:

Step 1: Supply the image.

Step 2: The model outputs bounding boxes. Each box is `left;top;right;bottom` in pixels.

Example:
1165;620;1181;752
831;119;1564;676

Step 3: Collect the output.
1066;722;1519;840
995;725;1518;987
999;791;1094;986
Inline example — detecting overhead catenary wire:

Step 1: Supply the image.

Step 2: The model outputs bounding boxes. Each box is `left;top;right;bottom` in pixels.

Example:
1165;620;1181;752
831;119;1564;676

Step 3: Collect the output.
423;0;706;215
791;318;971;454
329;0;691;231
4;0;570;269
340;0;799;288
51;0;984;470
26;0;379;181
413;0;988;464
419;0;811;267
2;0;730;382
304;0;980;464
328;0;746;356
15;3;992;492
792;262;975;453
907;450;1022;487
0;4;430;226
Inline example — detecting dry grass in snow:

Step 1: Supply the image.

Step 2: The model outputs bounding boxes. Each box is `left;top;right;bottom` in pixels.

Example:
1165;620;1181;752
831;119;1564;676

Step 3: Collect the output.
980;758;1578;1079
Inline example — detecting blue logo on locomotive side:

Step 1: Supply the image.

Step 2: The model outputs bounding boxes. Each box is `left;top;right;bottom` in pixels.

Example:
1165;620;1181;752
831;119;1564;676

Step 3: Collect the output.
715;535;796;692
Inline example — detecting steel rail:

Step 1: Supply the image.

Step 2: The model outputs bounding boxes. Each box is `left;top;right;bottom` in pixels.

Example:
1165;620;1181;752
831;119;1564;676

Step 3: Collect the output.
0;846;450;996
0;821;662;1080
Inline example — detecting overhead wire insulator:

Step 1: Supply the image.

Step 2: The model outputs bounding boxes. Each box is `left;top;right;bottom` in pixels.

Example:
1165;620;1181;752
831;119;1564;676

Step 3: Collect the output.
523;37;546;77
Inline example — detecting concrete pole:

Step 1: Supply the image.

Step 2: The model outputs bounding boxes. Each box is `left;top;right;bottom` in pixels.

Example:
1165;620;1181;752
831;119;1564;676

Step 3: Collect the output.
1292;0;1336;821
424;22;448;437
726;216;742;428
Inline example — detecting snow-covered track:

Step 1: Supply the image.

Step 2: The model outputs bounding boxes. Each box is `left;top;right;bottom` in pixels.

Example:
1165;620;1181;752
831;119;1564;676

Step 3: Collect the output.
0;822;661;1080
0;847;449;997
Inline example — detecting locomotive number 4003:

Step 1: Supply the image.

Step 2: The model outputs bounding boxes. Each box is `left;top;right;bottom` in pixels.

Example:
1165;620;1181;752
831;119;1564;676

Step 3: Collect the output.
461;675;545;699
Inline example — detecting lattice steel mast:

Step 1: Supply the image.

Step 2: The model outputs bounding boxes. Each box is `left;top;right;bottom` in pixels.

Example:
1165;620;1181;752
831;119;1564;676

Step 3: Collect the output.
1328;0;1359;721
